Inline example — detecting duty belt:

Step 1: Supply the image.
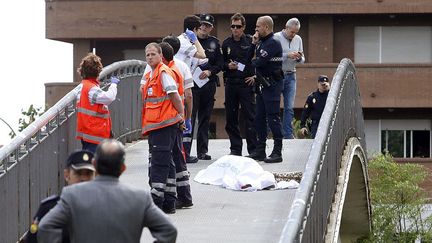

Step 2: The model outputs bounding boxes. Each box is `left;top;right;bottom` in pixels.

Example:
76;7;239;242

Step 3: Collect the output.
226;78;245;85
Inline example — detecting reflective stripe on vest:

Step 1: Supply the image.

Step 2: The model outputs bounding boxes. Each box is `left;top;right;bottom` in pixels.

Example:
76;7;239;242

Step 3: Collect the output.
76;79;111;144
142;114;182;134
77;107;110;118
76;132;105;143
143;94;185;104
141;63;182;135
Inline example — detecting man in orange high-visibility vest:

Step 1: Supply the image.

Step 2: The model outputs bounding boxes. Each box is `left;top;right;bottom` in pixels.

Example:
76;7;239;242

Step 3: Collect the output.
76;53;120;153
141;43;185;214
159;41;194;210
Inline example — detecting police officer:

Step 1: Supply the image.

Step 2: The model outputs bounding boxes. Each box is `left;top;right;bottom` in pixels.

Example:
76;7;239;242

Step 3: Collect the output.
222;13;257;156
300;75;331;139
247;16;284;163
190;14;223;160
24;150;95;243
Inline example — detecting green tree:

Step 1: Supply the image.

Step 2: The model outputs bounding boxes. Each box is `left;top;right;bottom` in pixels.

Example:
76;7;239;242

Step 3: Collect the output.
361;153;432;242
9;104;44;138
292;117;311;139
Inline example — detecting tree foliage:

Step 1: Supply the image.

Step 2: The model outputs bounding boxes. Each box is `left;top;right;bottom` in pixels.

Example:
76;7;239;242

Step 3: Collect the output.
9;104;44;138
361;153;432;242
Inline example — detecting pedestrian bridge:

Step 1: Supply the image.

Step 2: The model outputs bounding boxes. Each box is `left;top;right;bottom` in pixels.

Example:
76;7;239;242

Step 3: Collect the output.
0;59;371;242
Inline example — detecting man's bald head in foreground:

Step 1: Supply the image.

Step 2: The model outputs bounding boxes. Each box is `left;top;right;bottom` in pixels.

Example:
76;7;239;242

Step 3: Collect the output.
94;139;126;177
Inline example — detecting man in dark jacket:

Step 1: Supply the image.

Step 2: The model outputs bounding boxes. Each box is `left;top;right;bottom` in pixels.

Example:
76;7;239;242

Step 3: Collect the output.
247;15;284;163
191;14;223;161
24;150;95;243
300;75;331;138
222;13;257;156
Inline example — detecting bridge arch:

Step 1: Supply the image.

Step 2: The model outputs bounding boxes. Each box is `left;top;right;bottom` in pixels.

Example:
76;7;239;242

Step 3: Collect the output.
280;59;372;242
326;137;371;242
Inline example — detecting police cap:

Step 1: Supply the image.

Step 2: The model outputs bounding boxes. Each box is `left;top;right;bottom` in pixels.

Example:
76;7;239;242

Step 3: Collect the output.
318;75;329;83
66;150;95;171
200;14;214;26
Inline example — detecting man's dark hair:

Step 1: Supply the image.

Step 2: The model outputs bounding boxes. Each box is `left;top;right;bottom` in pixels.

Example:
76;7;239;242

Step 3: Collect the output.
231;13;246;26
162;35;181;54
183;15;201;32
94;139;125;177
159;42;174;62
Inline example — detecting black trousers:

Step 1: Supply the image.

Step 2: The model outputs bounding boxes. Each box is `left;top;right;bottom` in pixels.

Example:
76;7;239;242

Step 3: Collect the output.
148;124;177;210
190;81;216;156
311;120;319;139
173;129;192;204
224;83;257;154
255;81;284;142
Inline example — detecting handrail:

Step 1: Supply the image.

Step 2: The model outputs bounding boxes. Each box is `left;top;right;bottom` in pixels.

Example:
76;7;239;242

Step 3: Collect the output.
280;58;368;242
0;59;146;176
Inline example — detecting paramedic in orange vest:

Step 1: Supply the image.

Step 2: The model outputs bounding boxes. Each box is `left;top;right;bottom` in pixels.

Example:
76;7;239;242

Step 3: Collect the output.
76;53;120;153
141;43;185;214
159;42;193;210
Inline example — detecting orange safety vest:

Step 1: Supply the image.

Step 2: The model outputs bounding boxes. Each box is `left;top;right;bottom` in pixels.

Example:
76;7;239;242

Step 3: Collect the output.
76;78;111;144
141;62;182;135
167;60;185;105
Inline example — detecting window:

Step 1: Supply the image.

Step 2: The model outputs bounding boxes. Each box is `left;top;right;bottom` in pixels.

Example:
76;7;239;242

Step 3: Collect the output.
381;130;431;158
355;26;432;63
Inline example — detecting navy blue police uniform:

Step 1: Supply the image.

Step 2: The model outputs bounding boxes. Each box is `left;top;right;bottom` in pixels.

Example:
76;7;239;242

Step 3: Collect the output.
24;195;70;243
190;15;223;160
300;76;330;138
24;150;95;243
248;32;284;163
222;34;257;156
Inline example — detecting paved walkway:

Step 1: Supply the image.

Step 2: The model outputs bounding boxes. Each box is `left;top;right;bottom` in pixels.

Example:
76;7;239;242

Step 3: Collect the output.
120;139;313;243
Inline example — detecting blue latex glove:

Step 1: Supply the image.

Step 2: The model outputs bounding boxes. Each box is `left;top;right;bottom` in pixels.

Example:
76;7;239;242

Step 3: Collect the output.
111;77;120;85
183;118;192;134
185;29;197;43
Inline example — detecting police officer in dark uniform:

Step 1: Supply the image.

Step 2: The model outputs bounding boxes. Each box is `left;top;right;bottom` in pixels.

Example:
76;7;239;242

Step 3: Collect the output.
247;16;284;163
190;14;223;160
24;150;95;243
222;13;257;156
300;75;331;139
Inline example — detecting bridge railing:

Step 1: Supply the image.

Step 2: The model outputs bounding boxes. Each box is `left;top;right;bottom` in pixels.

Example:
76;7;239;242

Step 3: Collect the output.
0;60;146;243
280;58;367;242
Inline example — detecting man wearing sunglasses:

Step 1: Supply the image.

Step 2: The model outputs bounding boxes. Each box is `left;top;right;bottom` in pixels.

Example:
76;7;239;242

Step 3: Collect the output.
221;13;257;157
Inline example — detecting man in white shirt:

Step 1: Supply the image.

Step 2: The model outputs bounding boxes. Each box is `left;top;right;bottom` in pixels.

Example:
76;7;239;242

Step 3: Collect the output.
175;15;207;164
274;18;305;139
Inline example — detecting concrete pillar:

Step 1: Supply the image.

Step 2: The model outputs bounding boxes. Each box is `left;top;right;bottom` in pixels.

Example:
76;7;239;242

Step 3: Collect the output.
73;40;92;83
308;16;334;63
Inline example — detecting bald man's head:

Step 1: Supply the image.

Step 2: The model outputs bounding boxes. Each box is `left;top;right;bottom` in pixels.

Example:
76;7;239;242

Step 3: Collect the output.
94;139;126;177
259;16;274;31
255;15;274;38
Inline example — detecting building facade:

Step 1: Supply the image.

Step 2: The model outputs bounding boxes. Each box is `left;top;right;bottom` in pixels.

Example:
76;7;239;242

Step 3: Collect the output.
45;0;432;162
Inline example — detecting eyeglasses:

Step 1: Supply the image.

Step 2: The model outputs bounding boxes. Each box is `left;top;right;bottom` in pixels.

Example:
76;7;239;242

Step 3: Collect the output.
230;24;243;29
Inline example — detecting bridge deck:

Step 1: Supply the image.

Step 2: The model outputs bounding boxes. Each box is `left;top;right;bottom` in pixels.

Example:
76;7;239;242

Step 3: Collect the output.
120;139;313;243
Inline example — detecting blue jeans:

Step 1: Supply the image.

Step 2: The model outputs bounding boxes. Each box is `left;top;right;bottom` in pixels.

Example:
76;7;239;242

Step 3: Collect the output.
282;73;296;139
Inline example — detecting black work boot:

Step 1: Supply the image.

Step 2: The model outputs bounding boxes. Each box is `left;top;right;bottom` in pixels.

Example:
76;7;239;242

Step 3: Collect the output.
264;139;283;163
247;142;266;161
